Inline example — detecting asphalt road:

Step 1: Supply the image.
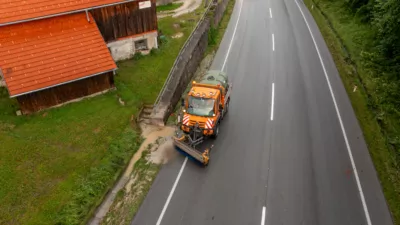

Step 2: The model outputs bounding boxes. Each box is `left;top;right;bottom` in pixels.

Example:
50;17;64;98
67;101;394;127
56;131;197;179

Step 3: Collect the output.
132;0;394;224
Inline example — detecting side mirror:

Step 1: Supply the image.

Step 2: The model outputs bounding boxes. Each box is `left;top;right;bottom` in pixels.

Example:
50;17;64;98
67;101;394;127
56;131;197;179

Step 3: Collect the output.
181;98;185;107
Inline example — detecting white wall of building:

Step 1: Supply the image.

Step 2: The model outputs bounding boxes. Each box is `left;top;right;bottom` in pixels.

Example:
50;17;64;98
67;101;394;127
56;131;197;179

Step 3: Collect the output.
107;31;158;62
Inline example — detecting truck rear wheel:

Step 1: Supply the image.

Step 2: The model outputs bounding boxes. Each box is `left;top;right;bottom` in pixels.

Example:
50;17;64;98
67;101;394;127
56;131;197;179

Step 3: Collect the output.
221;99;230;120
225;99;230;115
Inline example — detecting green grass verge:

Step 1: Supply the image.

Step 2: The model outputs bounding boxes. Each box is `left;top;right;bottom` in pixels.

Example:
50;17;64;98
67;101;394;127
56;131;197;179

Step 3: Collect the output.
303;0;400;223
0;13;201;225
156;2;184;12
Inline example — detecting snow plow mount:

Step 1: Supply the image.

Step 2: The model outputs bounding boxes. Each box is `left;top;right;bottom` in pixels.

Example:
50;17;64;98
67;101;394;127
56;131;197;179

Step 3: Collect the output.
173;123;213;166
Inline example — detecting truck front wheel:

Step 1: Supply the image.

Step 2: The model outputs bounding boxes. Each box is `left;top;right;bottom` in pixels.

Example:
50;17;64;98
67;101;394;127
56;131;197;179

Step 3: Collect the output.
211;123;220;139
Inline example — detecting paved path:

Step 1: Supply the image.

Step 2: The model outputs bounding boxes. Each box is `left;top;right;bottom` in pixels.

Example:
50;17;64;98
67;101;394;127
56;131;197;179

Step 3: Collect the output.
158;0;204;18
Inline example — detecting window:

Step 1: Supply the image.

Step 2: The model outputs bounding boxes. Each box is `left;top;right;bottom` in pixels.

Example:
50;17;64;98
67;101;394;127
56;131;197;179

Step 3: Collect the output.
187;96;215;117
134;39;148;51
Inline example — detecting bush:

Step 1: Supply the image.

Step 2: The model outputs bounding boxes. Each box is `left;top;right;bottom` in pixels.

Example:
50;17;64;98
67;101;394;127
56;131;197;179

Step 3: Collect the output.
150;48;159;56
133;52;144;60
208;26;218;46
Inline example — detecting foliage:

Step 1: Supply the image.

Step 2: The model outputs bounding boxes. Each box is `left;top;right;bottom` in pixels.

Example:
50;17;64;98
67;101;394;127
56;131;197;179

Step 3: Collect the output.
372;0;400;79
133;51;144;60
327;0;400;127
208;26;218;45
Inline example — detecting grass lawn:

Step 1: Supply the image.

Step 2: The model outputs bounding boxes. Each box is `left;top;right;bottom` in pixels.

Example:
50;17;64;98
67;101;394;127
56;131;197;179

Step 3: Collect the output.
303;0;400;223
156;2;183;12
0;10;203;225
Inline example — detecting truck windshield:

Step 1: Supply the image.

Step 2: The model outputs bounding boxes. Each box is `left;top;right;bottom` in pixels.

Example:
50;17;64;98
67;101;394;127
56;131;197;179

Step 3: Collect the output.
187;96;215;117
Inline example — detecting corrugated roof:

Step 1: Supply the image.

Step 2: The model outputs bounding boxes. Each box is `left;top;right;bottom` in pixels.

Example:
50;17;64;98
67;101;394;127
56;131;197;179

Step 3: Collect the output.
0;0;131;25
0;12;117;97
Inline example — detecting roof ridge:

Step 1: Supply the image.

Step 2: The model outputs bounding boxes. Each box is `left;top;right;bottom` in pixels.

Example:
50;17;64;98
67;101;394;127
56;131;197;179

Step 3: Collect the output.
0;0;137;26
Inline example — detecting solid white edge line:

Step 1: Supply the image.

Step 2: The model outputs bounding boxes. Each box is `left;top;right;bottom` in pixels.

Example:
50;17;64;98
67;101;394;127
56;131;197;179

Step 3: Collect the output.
269;8;272;18
221;0;244;71
261;206;266;225
272;33;275;51
294;1;372;224
156;157;188;225
271;83;274;121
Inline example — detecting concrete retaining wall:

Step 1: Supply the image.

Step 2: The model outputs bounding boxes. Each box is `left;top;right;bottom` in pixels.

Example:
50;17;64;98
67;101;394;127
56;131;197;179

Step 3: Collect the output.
151;0;231;126
151;19;210;126
213;0;230;27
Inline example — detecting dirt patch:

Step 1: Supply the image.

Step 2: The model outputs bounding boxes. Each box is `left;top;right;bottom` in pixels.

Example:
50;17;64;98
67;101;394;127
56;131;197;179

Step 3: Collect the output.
173;23;181;29
148;137;178;164
0;122;15;131
93;127;101;134
172;32;184;39
125;174;138;194
122;124;174;179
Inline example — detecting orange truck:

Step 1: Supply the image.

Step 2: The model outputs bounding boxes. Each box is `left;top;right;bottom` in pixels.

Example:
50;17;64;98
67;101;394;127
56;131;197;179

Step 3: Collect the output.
173;70;232;166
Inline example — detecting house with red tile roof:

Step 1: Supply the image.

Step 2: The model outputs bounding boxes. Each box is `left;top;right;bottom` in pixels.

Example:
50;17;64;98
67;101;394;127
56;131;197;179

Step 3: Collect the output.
0;0;158;114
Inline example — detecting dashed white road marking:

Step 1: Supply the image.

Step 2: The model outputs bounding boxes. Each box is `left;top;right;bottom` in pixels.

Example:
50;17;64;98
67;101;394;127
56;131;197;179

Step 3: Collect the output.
272;33;275;51
269;8;272;18
261;206;266;225
221;0;244;71
271;83;275;121
156;157;188;225
294;1;372;224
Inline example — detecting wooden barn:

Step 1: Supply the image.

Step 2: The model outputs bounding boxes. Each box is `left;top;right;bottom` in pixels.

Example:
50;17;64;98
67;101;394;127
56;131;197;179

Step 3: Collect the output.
0;0;158;114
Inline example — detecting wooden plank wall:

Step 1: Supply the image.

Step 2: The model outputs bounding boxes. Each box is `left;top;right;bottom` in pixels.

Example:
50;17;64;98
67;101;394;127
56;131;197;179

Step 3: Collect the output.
17;72;114;114
91;0;158;42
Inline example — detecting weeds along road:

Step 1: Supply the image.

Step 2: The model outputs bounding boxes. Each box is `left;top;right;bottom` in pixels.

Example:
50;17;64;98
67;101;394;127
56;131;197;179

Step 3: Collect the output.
131;0;394;224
